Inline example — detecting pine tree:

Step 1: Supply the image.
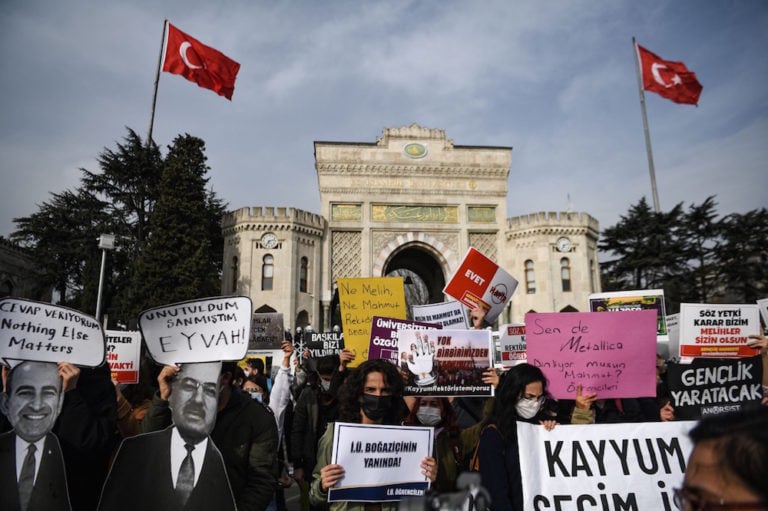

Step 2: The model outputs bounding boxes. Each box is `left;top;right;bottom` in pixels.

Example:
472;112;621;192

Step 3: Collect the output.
128;134;226;315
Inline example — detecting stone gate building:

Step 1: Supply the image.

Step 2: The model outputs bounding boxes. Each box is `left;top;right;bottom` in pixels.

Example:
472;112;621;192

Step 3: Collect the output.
221;125;600;331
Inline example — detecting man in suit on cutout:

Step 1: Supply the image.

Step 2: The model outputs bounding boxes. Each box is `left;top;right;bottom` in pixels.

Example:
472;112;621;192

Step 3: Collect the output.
0;361;71;511
98;361;236;511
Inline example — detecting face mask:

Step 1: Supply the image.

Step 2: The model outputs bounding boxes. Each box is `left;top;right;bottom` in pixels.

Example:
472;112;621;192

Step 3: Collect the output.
360;394;393;422
250;391;263;403
319;379;331;392
416;405;442;426
515;397;541;419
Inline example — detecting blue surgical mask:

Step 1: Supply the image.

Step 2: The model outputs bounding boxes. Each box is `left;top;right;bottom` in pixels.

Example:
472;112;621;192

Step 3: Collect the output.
319;379;331;392
250;391;263;403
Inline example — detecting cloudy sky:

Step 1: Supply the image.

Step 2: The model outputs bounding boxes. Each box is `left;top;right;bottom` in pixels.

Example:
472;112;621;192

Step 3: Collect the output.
1;1;766;253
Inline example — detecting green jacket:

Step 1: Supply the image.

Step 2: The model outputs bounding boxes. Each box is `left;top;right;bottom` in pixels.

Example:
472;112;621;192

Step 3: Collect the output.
309;424;399;511
142;387;279;511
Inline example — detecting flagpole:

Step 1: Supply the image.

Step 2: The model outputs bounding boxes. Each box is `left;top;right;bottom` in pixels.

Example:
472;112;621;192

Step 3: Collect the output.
632;37;661;213
147;19;168;146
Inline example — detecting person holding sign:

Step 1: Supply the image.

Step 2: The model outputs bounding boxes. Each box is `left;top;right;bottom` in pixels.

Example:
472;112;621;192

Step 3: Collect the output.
98;362;236;511
676;407;768;509
0;361;71;511
309;359;438;510
474;364;557;511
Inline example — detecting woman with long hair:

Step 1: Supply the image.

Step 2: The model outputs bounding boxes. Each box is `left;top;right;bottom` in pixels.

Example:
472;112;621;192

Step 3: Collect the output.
309;359;437;510
405;396;463;493
476;363;557;510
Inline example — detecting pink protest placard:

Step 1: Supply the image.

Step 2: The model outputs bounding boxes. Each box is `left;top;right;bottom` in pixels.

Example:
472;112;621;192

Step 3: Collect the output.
524;311;657;399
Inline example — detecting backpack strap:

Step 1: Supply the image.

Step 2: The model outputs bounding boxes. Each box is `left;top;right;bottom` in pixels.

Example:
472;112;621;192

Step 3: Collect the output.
469;423;497;472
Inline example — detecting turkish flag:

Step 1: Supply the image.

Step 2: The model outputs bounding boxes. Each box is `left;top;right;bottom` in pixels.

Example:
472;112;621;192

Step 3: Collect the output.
637;44;702;105
162;22;240;100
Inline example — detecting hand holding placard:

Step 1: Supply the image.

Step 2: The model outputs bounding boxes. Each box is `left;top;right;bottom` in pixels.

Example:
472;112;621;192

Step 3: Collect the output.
139;296;252;365
0;297;105;367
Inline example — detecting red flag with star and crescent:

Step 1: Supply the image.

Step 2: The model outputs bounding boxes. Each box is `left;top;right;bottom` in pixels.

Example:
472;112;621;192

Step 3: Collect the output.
162;22;240;100
636;44;702;105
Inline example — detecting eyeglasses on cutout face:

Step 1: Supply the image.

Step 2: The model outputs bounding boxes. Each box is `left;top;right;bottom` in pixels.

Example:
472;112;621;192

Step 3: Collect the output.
178;377;218;399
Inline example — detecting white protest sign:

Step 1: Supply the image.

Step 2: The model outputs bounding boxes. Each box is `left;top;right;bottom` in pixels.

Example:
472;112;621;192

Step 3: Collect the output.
0;297;105;367
105;330;142;384
139;296;251;365
443;248;518;323
666;313;679;360
497;324;526;368
329;422;433;503
757;297;768;330
518;420;694;510
679;303;760;358
412;301;470;329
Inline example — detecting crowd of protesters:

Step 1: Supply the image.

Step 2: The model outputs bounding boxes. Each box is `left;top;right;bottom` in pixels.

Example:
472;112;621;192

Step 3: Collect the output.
1;308;767;511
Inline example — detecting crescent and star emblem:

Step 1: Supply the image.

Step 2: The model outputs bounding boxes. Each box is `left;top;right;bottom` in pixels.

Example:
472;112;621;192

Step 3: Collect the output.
179;41;203;69
651;62;682;88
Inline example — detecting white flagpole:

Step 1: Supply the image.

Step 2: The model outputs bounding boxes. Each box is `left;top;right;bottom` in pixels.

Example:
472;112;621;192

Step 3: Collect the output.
147;20;168;146
632;37;661;213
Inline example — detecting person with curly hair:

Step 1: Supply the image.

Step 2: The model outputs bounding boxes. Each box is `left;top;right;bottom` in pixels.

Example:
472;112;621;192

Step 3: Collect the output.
309;359;437;510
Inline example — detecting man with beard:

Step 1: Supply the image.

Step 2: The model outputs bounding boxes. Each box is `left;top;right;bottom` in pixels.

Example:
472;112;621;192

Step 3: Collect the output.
0;361;70;511
97;362;236;511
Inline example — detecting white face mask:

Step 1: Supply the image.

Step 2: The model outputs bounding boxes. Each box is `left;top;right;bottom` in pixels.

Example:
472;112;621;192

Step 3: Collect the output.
416;405;442;426
250;391;263;403
319;379;331;392
515;397;541;419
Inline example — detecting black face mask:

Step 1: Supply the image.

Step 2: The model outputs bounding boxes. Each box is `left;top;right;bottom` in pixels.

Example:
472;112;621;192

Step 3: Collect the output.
360;393;393;422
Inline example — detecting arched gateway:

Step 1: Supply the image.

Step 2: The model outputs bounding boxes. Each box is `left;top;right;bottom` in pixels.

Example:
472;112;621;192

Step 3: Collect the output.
221;125;600;331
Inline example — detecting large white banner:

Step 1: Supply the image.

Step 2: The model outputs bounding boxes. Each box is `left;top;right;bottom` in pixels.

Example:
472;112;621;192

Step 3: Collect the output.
518;421;694;510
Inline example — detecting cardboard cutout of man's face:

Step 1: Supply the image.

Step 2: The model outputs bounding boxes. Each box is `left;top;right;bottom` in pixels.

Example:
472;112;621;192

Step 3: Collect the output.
169;362;221;443
0;361;64;442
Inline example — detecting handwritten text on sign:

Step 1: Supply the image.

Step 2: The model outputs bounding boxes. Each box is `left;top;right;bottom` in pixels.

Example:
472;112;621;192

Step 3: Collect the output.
0;297;105;367
338;277;406;367
525;311;657;399
139;296;251;364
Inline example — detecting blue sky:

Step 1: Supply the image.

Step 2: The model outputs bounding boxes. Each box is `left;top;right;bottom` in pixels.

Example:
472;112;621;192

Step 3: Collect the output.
1;1;766;254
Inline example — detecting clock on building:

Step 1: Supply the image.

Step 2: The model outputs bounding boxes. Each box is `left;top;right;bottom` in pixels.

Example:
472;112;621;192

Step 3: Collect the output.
261;232;278;249
556;236;571;253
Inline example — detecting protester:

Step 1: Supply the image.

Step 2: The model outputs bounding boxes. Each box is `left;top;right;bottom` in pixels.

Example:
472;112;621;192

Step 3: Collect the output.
676;407;768;509
309;358;437;510
54;362;118;511
112;355;157;438
0;361;71;511
474;363;557;511
291;354;340;490
99;362;236;511
405;396;463;493
142;361;279;511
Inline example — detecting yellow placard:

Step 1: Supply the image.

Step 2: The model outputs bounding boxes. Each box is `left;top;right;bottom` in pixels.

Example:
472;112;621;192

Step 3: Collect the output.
338;277;407;367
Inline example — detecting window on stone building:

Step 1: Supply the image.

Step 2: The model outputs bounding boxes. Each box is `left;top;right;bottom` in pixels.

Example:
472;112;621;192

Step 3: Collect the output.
262;254;274;291
231;256;239;294
525;260;535;294
561;257;571;292
299;257;308;293
589;259;596;293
